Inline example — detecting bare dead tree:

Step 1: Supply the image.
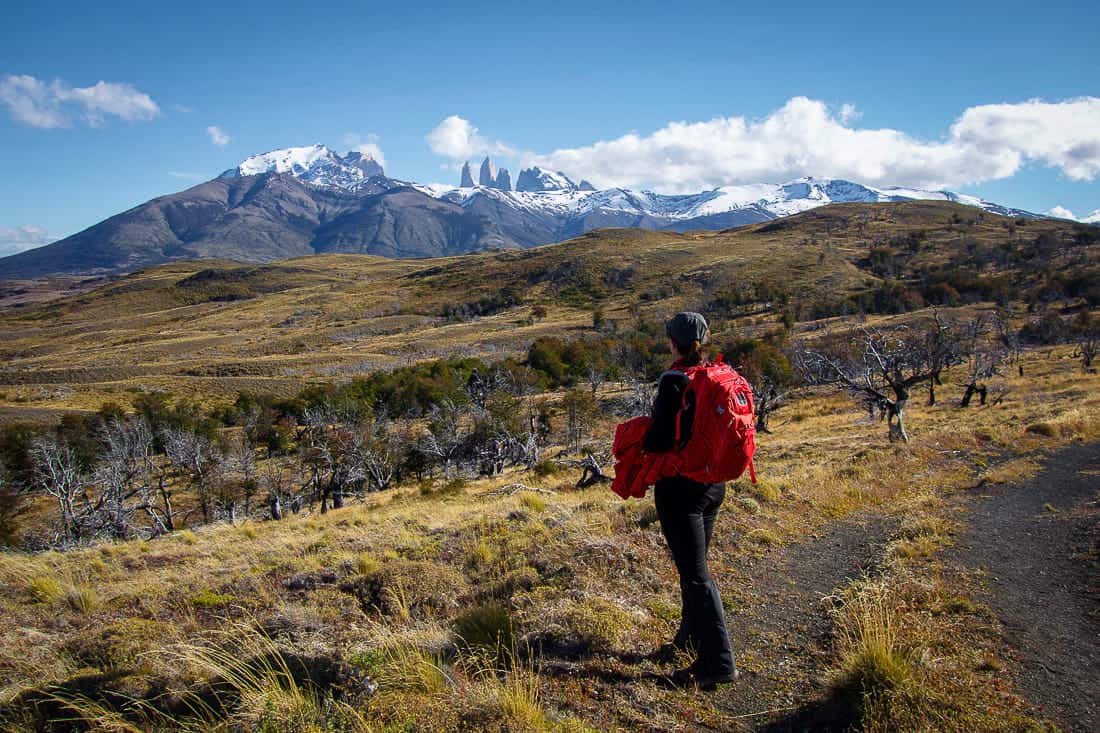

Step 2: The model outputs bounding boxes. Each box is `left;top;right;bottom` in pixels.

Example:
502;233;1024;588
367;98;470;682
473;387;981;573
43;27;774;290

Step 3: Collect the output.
992;307;1023;370
752;376;788;434
362;416;403;491
1073;328;1099;371
795;322;953;442
161;426;222;525
575;452;612;488
586;363;607;398
299;404;370;512
621;371;656;417
29;436;88;543
260;457;300;520
921;307;968;406
95;416;161;538
561;388;599;454
422;398;466;479
958;317;1005;407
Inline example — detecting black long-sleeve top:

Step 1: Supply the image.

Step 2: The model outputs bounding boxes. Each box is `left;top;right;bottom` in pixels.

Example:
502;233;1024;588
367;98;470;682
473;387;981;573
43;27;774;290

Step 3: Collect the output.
643;368;696;453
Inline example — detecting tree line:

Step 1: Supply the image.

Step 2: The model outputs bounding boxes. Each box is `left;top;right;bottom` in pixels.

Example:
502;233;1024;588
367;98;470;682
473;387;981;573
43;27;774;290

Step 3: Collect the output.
1;303;1096;549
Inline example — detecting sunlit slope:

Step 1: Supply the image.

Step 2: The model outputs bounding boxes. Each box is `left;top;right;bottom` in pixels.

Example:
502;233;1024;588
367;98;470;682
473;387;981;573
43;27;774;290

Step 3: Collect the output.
0;201;1093;415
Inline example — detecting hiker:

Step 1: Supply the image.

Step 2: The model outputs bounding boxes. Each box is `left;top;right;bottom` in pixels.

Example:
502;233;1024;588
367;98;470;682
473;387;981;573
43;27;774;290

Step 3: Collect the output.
646;312;738;689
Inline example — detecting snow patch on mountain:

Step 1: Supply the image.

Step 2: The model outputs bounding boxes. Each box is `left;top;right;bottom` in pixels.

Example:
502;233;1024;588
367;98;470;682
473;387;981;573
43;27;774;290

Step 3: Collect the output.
515;167;578;192
222;144;384;190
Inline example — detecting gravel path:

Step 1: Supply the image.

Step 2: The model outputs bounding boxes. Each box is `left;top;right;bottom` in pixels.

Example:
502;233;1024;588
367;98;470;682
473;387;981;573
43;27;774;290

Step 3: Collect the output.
947;442;1100;733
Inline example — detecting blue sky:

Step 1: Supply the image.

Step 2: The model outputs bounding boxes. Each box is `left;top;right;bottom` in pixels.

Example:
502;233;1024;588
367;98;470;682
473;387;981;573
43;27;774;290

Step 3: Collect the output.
2;0;1098;252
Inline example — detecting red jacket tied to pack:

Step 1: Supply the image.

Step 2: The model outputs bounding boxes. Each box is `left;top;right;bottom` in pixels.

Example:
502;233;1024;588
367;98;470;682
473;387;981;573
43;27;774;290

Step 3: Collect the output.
611;359;757;499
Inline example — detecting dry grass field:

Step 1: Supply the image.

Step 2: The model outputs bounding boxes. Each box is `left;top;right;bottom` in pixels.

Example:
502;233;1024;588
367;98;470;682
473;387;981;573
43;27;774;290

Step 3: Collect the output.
0;201;1097;731
0;345;1095;731
1;201;1092;419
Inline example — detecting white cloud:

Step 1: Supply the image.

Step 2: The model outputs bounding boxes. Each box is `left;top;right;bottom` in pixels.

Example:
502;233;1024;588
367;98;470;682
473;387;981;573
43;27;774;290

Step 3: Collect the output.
429;97;1100;193
839;103;860;124
0;74;159;128
206;125;230;147
425;115;515;160
1047;205;1077;220
952;98;1100;181
0;76;66;127
343;132;387;167
0;225;53;257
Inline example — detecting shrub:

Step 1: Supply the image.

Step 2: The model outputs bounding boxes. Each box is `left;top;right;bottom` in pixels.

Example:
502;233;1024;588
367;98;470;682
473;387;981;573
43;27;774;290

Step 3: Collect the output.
749;480;782;503
497;663;548;732
452;602;514;653
354;553;379;575
369;642;452;694
736;496;761;514
833;582;912;719
63;618;178;670
339;559;467;619
531;460;560;478
64;585;99;614
563;597;636;653
747;528;780;545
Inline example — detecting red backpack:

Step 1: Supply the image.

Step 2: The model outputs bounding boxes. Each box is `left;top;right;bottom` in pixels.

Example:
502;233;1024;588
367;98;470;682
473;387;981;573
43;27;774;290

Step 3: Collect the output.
674;357;757;484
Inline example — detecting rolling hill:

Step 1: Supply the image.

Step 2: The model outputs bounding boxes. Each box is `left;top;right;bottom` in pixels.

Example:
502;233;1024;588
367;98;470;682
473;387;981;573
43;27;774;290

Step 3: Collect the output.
0;200;1095;421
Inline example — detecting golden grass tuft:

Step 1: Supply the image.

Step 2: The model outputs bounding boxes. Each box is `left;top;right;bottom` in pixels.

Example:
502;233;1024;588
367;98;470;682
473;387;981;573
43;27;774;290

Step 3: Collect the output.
27;575;65;604
518;492;547;513
833;579;911;698
64;584;100;614
372;640;452;695
495;661;548;732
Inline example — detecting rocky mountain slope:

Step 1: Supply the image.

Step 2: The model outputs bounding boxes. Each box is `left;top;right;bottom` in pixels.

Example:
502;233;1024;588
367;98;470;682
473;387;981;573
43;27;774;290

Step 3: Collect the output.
0;144;1052;279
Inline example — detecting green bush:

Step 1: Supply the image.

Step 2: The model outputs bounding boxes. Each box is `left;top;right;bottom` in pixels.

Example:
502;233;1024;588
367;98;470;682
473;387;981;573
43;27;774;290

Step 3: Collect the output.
452;602;514;653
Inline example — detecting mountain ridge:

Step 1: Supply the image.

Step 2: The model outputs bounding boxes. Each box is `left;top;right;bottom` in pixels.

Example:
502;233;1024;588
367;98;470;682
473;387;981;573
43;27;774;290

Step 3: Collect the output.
0;144;1065;280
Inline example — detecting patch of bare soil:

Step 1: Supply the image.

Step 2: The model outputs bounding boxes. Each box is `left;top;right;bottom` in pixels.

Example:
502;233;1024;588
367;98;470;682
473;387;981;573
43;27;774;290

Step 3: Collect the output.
947;442;1100;733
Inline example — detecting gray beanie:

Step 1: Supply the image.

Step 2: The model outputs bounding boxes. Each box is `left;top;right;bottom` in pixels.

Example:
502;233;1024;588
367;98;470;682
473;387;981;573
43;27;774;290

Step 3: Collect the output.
666;312;709;349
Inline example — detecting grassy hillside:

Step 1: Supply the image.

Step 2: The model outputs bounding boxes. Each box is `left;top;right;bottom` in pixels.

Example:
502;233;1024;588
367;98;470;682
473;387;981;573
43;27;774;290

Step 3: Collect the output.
0;346;1096;731
0;201;1098;731
0;201;1095;420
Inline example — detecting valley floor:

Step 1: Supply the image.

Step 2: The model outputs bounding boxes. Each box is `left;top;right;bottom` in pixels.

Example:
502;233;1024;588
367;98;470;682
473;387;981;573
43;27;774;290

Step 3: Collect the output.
1;348;1097;732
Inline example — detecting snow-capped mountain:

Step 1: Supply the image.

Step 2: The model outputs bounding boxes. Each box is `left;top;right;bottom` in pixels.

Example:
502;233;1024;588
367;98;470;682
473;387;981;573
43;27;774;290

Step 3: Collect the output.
427;172;1038;224
1;144;1074;280
221;144;385;191
226;147;1038;226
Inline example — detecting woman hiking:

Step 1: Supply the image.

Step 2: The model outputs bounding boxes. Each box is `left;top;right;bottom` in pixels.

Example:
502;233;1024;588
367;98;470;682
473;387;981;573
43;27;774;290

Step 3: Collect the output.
646;311;738;689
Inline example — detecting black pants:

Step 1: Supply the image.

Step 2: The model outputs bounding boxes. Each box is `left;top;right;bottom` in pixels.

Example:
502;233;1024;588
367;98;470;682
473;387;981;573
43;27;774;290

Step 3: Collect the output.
654;477;736;676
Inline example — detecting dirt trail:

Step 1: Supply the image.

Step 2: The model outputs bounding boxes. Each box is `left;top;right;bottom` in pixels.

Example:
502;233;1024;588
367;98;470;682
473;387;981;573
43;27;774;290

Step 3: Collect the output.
536;511;893;732
947;442;1100;733
546;444;1098;731
714;511;893;730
